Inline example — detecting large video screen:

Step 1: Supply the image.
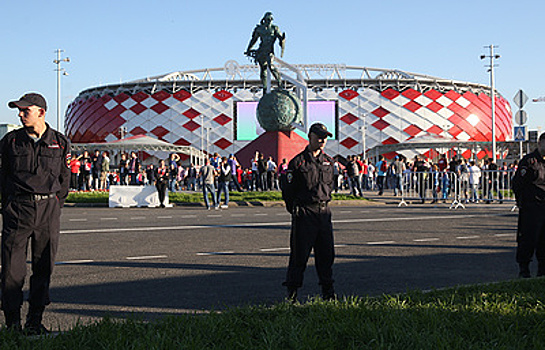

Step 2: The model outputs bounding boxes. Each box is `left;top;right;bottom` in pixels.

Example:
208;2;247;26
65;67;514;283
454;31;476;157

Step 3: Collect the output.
235;100;337;141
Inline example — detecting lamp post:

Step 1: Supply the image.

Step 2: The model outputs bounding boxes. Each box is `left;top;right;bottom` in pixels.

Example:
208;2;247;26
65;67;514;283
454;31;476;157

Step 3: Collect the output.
360;113;367;158
53;49;70;133
480;45;500;162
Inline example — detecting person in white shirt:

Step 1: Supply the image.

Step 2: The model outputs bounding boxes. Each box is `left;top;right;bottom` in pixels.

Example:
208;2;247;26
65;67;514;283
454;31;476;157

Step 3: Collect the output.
468;160;481;203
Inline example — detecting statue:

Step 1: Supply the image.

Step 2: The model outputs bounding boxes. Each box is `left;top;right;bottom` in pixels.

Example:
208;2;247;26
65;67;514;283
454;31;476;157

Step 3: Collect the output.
245;12;286;90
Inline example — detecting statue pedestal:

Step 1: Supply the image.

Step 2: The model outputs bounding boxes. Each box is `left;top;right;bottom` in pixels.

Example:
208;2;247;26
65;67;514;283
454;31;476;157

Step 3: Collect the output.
235;130;308;169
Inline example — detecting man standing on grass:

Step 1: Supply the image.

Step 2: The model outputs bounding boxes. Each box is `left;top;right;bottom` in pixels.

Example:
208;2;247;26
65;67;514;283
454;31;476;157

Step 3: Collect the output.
200;158;218;210
281;123;335;302
0;93;70;334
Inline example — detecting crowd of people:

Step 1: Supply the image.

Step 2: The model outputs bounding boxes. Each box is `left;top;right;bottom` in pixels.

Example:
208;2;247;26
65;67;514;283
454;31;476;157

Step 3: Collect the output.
68;148;520;207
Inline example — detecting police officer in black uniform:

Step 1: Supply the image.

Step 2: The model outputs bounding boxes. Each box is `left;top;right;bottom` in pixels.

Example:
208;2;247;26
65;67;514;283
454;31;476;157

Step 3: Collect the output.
281;123;335;302
0;93;70;333
513;133;545;278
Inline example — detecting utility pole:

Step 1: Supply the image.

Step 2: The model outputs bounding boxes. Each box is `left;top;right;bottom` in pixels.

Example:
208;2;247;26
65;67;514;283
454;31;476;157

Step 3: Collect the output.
53;49;70;132
480;45;500;162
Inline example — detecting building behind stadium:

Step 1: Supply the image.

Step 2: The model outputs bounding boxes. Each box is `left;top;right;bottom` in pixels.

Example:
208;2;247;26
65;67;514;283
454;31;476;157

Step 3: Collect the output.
65;63;513;165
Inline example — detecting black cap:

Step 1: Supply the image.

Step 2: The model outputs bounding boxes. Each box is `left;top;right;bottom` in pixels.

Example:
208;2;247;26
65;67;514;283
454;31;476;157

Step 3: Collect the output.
309;122;332;138
8;93;47;111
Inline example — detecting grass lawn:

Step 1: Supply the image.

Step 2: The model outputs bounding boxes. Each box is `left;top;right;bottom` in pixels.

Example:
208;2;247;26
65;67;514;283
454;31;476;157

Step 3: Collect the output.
2;278;544;349
66;190;366;204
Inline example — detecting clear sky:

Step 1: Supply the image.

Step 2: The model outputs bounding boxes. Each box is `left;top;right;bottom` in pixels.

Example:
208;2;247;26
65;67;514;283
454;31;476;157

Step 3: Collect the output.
1;0;543;133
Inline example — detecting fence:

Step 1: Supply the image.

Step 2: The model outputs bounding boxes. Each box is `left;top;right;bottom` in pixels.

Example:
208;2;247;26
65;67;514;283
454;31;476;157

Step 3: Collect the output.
391;169;516;210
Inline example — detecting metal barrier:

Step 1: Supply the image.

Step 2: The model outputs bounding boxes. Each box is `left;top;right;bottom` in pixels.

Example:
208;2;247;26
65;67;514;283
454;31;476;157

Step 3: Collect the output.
394;169;516;210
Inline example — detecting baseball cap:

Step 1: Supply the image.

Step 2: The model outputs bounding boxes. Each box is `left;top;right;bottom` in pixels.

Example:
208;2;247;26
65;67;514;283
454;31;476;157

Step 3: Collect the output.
8;93;47;111
309;122;332;138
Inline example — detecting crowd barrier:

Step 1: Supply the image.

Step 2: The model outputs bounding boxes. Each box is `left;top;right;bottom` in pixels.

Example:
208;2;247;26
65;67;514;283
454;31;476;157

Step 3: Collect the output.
386;169;517;210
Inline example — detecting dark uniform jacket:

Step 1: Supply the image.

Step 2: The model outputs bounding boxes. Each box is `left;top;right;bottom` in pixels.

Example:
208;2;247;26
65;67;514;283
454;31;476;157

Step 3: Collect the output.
513;149;545;207
0;125;71;207
282;146;334;213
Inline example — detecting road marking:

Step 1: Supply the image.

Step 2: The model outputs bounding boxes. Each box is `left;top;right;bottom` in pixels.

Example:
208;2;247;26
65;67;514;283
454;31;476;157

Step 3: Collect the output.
340;211;352;214
181;215;197;218
367;241;396;245
413;238;440;242
207;215;222;218
157;216;173;219
456;235;480;239
231;214;246;217
276;213;290;216
60;213;503;235
56;260;94;265
494;233;513;237
334;244;348;248
69;218;88;222
196;251;235;256
130;216;147;220
254;213;268;216
260;247;290;252
126;255;167;260
100;217;118;221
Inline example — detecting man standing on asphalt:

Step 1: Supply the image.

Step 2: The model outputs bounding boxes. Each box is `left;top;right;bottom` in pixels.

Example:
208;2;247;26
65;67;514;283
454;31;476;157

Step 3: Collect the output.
281;122;335;302
0;93;70;334
200;158;218;210
513;133;545;278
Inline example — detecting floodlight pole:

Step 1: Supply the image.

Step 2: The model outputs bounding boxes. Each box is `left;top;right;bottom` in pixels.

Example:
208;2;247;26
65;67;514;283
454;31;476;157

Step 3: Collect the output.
481;45;499;162
54;49;70;133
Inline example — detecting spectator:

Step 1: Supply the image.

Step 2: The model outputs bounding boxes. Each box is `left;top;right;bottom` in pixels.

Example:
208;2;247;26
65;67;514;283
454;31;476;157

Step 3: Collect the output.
118;153;129;185
266;156;278;190
217;157;231;209
375;155;388;196
79;150;92;191
91;149;102;190
186;163;198;191
200;158;218;210
69;153;81;191
128;151;140;185
100;151;110;190
155;159;169;208
468;160;481;203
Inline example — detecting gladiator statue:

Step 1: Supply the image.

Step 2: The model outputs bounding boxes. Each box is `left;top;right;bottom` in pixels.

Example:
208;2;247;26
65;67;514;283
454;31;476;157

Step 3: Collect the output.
245;12;286;90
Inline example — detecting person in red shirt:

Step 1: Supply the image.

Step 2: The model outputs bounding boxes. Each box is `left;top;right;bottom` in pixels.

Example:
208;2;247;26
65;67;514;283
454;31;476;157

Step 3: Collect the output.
437;154;448;172
69;156;81;190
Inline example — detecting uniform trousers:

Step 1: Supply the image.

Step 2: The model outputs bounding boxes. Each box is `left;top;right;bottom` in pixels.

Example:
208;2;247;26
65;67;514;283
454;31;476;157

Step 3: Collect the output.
1;197;60;312
516;204;545;265
284;205;334;289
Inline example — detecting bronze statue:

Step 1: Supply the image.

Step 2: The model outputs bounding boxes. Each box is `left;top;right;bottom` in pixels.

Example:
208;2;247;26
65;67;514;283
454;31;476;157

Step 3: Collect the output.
245;12;286;90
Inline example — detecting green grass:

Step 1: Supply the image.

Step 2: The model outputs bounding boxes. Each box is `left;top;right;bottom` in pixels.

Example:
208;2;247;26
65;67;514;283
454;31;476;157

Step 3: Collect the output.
65;190;367;204
3;278;545;349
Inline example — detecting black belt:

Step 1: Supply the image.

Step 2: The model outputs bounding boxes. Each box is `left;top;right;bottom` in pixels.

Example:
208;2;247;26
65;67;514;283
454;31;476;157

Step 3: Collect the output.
302;201;328;210
9;193;56;202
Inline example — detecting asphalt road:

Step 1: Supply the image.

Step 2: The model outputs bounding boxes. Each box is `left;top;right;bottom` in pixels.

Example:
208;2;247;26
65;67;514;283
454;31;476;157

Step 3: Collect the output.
3;202;519;331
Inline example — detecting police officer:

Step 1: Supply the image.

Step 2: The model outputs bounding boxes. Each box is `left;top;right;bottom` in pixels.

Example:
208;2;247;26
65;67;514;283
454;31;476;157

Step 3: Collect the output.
281;123;335;302
513;133;545;278
0;93;70;333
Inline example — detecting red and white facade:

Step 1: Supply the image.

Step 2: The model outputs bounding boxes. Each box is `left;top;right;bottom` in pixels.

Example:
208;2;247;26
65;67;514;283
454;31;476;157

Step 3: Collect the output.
65;64;513;161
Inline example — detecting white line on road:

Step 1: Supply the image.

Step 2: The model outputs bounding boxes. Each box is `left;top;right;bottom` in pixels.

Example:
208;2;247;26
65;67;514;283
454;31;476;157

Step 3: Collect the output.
494;233;514;237
100;217;118;221
61;213;500;235
196;251;235;256
157;216;173;219
181;215;197;218
254;213;268;216
231;214;246;217
276;213;290;216
456;235;480;239
69;218;88;222
367;241;396;245
339;211;352;214
130;217;147;220
260;247;290;252
413;238;440;242
56;260;94;265
207;215;222;218
126;255;168;260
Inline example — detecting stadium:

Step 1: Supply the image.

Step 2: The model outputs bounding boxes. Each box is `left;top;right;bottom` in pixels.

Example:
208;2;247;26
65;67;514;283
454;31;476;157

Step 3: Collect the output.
65;63;513;164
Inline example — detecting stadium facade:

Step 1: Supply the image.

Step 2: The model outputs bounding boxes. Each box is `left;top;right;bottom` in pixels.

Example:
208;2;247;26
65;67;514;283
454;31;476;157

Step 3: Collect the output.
65;64;513;163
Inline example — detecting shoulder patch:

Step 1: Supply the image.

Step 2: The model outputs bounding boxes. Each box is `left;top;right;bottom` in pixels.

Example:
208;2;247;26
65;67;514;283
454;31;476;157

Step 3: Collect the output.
66;153;72;168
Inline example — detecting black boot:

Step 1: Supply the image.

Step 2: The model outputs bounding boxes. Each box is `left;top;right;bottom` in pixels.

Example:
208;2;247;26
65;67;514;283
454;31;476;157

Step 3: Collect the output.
3;309;22;332
321;285;336;301
519;262;531;278
537;261;545;277
24;306;49;335
287;287;298;304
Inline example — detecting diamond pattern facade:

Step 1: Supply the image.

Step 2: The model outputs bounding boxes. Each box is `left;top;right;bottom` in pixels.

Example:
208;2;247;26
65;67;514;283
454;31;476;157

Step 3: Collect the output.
65;80;513;161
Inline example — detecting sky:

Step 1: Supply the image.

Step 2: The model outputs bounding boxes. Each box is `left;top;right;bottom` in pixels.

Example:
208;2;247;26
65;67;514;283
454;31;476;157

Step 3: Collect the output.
1;0;543;134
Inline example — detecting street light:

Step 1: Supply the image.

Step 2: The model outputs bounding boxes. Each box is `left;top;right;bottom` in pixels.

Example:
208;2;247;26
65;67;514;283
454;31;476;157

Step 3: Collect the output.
53;49;70;133
480;45;500;162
